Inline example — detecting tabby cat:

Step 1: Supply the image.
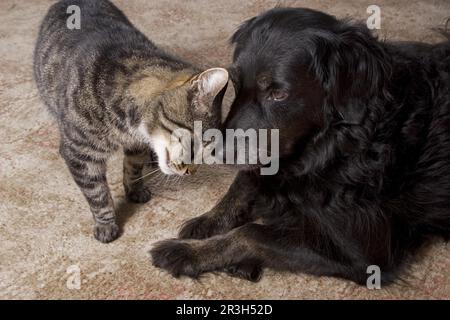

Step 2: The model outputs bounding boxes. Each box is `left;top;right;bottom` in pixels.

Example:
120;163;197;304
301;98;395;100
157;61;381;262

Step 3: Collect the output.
34;0;228;243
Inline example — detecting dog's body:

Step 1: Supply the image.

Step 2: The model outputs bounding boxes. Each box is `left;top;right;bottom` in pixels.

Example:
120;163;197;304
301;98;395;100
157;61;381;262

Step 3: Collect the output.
151;8;450;284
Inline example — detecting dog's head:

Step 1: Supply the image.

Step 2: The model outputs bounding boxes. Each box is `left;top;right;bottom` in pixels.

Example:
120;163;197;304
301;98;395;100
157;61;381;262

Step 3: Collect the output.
226;8;391;160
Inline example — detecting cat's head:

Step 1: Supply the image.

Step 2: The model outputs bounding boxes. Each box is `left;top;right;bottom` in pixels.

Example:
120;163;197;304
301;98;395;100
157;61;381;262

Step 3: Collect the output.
140;68;229;175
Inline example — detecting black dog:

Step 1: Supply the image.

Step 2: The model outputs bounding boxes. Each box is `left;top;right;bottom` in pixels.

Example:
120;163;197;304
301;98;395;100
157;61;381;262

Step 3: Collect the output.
151;8;450;285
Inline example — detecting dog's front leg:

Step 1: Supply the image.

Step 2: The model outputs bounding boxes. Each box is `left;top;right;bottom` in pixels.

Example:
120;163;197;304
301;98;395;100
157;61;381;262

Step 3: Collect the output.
152;223;268;281
152;222;366;283
179;171;260;239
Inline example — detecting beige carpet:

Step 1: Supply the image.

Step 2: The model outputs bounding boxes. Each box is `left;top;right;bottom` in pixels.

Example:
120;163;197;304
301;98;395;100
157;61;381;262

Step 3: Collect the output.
1;0;449;300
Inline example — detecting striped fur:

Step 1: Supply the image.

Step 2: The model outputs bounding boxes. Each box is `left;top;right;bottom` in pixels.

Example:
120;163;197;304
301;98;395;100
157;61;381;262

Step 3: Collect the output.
34;0;228;243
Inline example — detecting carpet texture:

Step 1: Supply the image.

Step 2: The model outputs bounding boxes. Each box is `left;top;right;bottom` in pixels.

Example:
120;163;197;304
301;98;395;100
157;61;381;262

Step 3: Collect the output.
0;0;449;299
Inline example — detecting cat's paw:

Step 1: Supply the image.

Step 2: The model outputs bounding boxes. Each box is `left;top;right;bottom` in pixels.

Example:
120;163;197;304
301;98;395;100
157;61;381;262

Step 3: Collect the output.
150;239;200;278
93;222;120;243
126;186;152;204
179;215;221;239
225;258;263;282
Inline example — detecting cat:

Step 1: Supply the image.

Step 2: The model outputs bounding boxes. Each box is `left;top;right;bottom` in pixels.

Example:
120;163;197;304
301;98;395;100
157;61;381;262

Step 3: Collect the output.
34;0;228;243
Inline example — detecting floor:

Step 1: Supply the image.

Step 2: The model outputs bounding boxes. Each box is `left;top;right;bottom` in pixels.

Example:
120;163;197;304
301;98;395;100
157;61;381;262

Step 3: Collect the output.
0;0;449;299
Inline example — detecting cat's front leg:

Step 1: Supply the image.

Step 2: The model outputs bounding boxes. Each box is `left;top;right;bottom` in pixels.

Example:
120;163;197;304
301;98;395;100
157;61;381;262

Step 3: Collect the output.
60;144;119;243
179;171;260;239
123;147;154;203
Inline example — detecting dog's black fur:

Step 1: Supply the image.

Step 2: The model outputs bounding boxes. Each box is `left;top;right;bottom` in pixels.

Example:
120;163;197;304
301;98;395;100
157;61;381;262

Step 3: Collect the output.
151;8;450;285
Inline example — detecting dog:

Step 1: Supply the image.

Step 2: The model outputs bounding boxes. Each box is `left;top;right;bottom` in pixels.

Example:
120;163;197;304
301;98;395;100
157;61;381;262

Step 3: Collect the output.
151;8;450;285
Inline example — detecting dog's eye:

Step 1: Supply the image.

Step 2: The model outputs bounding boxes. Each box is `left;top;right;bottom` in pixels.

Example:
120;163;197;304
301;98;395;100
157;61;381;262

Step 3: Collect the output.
269;89;289;102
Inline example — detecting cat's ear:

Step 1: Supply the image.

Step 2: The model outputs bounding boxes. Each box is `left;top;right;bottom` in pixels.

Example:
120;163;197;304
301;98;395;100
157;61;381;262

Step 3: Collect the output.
190;68;229;113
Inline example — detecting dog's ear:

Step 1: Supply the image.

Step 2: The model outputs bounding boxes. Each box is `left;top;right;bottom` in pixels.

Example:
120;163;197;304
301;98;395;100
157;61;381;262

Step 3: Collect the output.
306;24;391;124
230;17;257;60
231;17;257;44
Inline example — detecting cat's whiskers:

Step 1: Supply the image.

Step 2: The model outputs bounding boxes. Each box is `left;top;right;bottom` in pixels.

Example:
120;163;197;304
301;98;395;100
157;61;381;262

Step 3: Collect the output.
141;160;159;165
164;174;170;187
153;172;166;187
132;168;160;183
176;175;184;188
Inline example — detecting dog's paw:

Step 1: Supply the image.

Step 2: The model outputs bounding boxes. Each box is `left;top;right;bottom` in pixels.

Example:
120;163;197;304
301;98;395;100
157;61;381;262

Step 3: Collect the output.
225;259;263;282
179;215;221;239
94;222;120;243
150;240;200;278
126;186;152;204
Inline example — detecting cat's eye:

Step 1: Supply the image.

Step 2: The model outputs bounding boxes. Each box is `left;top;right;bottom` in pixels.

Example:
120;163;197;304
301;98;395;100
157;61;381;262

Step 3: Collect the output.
269;89;289;102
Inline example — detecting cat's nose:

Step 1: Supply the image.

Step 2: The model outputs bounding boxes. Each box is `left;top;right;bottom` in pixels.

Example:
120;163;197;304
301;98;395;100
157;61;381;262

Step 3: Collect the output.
185;165;198;175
